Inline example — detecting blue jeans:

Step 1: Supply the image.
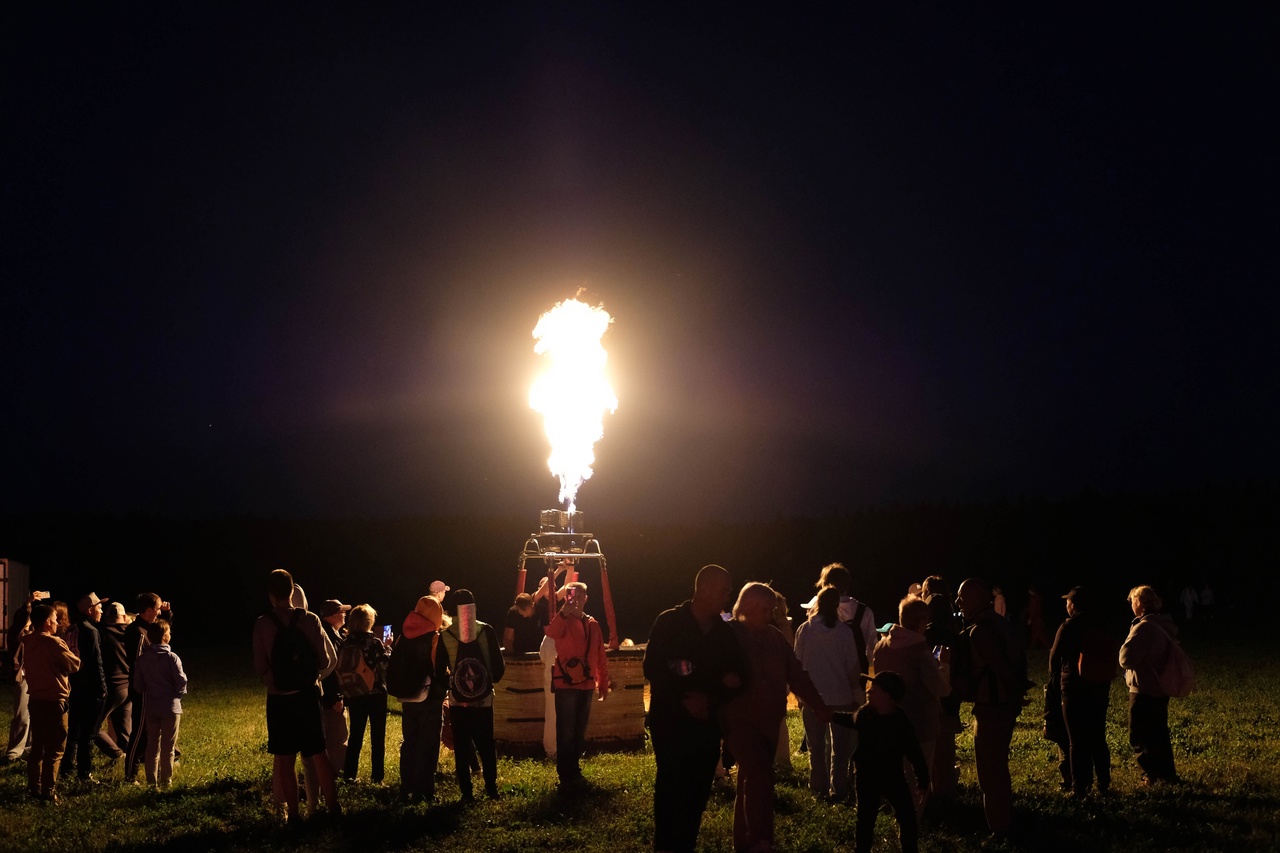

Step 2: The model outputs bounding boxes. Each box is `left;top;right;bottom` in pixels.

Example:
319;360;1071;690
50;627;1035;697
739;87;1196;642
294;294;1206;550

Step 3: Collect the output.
554;689;593;782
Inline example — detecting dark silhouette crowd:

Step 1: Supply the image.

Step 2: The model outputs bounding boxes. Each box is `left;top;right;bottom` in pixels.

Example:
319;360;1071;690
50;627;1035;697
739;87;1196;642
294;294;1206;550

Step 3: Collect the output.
4;562;1197;853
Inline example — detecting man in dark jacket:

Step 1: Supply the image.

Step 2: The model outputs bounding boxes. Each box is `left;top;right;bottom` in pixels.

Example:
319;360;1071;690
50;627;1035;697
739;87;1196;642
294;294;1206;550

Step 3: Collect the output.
63;592;113;781
643;564;748;853
123;592;171;780
1049;587;1119;797
97;602;132;764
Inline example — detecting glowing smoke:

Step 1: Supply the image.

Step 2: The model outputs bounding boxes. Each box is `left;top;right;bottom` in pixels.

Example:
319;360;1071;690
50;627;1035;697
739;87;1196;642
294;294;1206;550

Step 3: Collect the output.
529;298;618;513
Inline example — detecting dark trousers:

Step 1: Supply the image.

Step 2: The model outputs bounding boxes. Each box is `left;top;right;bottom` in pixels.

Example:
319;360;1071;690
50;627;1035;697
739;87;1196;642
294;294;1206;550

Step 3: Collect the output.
99;682;132;754
27;698;68;797
554;689;593;783
449;704;497;796
124;690;145;777
343;692;387;783
1128;693;1177;781
651;718;721;853
399;698;443;800
973;702;1018;835
1063;682;1111;793
855;770;918;853
62;691;106;778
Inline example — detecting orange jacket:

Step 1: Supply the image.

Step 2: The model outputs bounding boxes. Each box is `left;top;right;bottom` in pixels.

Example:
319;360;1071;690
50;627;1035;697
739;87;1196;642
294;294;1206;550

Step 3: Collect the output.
545;610;608;694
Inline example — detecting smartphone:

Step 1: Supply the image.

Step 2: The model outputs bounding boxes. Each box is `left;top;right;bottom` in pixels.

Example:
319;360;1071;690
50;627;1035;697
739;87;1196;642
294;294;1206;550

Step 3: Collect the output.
382;624;393;643
34;591;50;600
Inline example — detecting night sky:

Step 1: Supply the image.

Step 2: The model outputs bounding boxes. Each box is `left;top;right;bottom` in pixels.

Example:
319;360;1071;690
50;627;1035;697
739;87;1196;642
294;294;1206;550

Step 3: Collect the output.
4;6;1276;526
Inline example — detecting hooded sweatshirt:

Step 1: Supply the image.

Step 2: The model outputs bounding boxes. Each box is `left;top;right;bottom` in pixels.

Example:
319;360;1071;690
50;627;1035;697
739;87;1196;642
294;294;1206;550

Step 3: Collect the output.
871;625;951;745
22;631;81;703
1119;612;1178;696
793;615;861;707
394;608;445;703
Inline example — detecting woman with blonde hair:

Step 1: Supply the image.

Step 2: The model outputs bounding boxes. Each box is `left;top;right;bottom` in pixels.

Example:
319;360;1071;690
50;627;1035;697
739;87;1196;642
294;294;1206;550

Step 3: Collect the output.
721;582;830;852
338;603;390;783
1118;585;1181;786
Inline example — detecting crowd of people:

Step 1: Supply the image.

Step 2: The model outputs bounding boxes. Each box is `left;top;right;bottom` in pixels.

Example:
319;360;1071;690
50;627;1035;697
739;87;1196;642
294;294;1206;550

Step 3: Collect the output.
3;563;1196;852
5;591;185;803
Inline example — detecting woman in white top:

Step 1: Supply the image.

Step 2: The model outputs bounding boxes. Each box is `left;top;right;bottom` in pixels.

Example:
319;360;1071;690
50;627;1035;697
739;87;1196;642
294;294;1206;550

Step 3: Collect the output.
793;585;861;801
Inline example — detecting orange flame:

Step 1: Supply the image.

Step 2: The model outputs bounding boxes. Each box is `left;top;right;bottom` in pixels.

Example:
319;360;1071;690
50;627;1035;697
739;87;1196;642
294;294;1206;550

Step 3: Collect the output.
529;299;618;512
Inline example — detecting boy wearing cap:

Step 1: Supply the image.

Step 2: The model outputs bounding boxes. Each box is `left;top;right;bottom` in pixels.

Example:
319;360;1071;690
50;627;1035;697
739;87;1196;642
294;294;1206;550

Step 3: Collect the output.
844;671;929;853
63;592;111;782
318;600;351;775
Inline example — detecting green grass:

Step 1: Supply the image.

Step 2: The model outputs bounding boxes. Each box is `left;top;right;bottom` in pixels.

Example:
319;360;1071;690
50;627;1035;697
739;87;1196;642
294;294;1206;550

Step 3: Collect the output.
2;633;1279;852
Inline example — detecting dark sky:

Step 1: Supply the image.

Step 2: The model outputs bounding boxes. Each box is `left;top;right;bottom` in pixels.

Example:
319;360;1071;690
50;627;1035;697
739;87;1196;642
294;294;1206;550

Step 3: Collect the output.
3;5;1276;525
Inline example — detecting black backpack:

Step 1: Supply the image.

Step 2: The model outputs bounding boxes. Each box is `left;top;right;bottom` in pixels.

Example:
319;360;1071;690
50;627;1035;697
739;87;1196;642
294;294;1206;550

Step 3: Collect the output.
270;608;317;692
386;632;436;700
441;628;496;703
845;601;870;674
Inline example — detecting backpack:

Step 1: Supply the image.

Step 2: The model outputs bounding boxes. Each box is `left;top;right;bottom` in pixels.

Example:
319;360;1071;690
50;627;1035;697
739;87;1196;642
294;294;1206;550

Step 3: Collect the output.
336;638;377;698
1157;633;1196;698
386;632;435;701
441;627;494;704
270;608;317;692
955;613;1032;704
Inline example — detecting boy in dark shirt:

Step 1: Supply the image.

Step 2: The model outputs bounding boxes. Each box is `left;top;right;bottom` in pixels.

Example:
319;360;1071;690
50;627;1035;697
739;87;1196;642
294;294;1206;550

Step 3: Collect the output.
839;670;930;853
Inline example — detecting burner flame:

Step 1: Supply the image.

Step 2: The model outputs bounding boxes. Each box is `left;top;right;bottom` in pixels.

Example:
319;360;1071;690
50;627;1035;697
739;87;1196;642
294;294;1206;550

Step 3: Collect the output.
529;298;618;512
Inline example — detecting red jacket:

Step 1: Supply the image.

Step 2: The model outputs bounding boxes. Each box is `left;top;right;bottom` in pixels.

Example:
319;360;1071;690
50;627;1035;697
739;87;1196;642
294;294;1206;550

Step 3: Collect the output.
545;611;608;694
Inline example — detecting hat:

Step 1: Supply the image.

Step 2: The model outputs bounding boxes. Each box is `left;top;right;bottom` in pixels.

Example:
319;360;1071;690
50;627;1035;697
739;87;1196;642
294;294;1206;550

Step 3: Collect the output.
102;601;126;623
318;599;352;618
429;580;450;596
862;670;906;703
77;592;108;611
1062;587;1088;606
876;621;896;635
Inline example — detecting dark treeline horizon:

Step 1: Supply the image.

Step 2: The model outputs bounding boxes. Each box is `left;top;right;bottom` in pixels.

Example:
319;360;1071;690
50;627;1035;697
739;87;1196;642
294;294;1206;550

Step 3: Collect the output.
2;481;1274;649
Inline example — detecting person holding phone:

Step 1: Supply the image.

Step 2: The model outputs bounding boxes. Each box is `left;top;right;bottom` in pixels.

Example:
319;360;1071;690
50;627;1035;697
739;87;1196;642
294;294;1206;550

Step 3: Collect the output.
544;580;609;791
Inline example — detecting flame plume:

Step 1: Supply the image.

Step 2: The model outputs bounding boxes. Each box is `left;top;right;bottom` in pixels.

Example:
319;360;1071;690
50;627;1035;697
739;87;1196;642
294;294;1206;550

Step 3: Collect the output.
529;299;618;512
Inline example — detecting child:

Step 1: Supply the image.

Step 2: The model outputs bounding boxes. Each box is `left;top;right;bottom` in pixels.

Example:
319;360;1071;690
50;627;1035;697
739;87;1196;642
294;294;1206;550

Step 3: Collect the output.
132;619;187;789
843;670;929;853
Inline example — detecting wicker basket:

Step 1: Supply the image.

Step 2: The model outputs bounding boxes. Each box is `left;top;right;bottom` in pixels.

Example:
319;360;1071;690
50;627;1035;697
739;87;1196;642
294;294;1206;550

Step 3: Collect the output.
494;648;647;757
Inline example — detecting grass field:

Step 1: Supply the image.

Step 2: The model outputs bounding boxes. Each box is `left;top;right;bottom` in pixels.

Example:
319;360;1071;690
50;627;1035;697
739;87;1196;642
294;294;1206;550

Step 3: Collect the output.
2;633;1279;852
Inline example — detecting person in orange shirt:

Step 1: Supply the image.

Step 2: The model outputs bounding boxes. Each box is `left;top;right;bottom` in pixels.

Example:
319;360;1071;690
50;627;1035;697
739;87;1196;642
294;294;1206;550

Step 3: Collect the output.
544;580;609;790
